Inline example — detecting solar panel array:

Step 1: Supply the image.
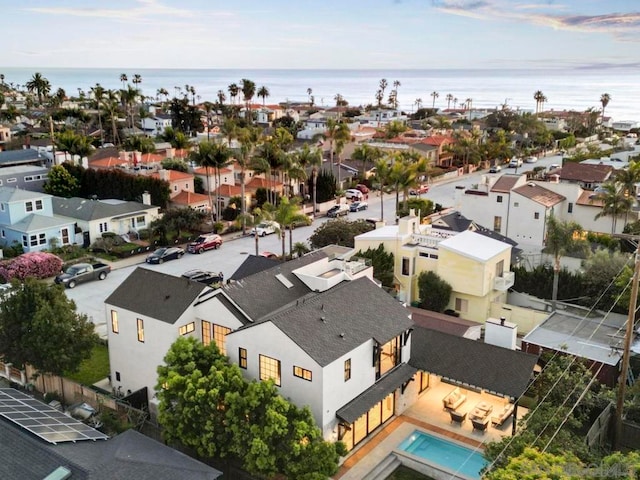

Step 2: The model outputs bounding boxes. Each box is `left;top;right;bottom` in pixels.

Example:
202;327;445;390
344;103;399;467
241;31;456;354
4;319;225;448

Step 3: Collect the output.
0;388;108;444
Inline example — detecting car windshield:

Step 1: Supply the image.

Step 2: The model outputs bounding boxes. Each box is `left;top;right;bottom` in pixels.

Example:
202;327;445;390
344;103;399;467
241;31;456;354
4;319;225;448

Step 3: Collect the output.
154;248;167;255
257;223;268;228
194;237;206;243
66;266;82;275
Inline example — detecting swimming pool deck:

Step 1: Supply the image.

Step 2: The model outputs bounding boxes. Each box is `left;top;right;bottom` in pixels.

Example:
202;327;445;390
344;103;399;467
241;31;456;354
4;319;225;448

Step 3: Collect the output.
334;382;527;479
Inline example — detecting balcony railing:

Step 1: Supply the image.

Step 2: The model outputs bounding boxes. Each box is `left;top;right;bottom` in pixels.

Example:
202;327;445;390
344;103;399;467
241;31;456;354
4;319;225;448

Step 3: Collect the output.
494;271;515;291
410;230;457;248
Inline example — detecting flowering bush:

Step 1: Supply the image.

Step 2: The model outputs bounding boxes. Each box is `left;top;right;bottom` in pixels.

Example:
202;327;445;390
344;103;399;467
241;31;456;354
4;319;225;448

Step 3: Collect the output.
0;252;64;282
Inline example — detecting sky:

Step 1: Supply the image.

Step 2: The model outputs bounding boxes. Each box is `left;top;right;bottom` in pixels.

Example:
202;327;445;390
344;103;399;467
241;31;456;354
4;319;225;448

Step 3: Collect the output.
3;0;640;70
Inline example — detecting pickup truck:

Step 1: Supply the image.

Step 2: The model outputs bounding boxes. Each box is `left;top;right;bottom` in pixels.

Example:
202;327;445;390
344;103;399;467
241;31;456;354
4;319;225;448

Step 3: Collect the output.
55;262;111;289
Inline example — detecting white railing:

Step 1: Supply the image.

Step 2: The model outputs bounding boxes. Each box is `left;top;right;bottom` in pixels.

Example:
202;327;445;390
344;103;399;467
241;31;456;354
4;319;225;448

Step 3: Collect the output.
494;271;515;291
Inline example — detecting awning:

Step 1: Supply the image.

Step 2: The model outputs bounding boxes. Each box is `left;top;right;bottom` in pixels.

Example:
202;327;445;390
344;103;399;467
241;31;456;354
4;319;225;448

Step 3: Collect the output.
336;363;417;424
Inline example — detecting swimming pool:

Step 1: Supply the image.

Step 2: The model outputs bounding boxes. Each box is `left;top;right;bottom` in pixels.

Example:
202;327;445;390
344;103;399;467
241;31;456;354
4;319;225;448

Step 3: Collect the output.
397;430;487;479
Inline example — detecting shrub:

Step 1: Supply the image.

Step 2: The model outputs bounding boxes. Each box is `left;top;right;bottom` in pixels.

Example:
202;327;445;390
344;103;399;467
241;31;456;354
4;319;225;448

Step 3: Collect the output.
0;252;64;282
213;221;225;234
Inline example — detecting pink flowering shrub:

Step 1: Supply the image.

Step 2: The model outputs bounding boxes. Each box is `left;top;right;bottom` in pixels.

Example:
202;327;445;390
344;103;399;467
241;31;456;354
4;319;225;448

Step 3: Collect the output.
0;252;64;282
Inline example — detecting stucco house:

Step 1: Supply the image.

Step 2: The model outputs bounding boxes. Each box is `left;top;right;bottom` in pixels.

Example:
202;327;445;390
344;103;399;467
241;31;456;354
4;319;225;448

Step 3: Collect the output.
140;114;173;137
52;195;161;247
0;187;75;252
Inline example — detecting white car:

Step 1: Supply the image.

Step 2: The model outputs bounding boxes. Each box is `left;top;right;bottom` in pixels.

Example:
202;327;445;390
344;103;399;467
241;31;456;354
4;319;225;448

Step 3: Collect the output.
250;221;280;237
508;158;523;168
345;189;363;200
525;156;538;163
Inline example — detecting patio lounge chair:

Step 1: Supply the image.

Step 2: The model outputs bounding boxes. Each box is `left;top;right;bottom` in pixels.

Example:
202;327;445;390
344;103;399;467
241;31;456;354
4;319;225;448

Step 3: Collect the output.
491;404;515;427
471;418;489;432
449;410;467;425
442;387;467;411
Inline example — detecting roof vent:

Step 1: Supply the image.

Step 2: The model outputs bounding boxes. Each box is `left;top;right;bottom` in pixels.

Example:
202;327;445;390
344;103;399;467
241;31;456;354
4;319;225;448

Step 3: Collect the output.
339;333;345;338
320;316;326;323
275;273;294;289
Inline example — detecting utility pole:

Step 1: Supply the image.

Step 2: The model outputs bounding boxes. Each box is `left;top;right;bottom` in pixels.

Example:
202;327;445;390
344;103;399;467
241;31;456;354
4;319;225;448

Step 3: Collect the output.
49;116;57;165
614;238;640;449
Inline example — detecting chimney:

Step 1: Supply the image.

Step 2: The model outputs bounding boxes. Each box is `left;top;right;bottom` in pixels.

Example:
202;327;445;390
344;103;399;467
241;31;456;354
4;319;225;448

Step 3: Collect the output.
142;191;151;205
119;151;127;161
159;169;170;181
484;317;517;350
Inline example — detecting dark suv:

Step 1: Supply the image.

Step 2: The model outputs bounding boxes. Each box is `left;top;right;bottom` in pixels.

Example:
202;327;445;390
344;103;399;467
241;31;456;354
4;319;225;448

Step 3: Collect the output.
186;234;223;254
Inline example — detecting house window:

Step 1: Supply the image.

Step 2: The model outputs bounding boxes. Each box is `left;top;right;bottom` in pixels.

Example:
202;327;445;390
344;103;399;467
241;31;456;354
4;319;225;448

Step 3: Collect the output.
401;257;410;276
259;354;281;386
6;178;16;183
213;324;231;355
22;235;27;247
0;230;4;238
136;215;145;226
0;203;4;211
35;200;43;210
239;348;247;369
111;311;119;333
25;201;33;212
29;234;38;247
202;320;211;346
38;233;46;245
99;222;108;233
495;259;504;278
179;322;195;336
61;228;69;244
455;298;469;313
115;372;121;382
513;202;519;207
344;359;351;381
137;318;145;342
534;212;540;220
493;216;502;233
419;371;430;392
429;254;438;259
174;185;178;191
293;366;312;382
497;195;503;203
568;202;573;213
24;176;34;182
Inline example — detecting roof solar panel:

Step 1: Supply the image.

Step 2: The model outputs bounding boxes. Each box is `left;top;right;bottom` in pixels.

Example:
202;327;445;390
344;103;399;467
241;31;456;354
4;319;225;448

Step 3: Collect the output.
0;388;108;444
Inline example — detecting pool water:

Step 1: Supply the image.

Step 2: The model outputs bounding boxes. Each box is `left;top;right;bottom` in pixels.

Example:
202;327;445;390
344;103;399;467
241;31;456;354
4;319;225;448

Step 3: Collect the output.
397;430;487;479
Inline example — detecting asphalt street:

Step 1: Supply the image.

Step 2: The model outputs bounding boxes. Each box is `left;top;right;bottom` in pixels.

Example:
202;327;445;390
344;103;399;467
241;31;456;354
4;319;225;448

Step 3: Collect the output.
66;152;564;339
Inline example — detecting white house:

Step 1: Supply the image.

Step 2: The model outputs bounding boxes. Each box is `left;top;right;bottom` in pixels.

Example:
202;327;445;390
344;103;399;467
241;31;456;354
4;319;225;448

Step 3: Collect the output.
141;115;173;136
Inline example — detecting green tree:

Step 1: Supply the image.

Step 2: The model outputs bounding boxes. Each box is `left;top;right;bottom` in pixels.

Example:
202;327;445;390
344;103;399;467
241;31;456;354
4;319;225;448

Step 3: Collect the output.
417;271;452;312
396;197;434;221
55;130;95;162
352;143;382;179
373;157;393;222
582;249;630;311
544;215;588;304
295;143;322;211
0;279;97;375
123;135;156;154
600;93;611;123
191;141;231;224
257;85;270;106
43;165;81;197
271;197;310;259
25;72;51;105
292;241;310;258
161;158;189;172
241;78;256;123
594;182;633;233
315;119;351;185
309;219;374;249
308;169;337;204
355;244;394;287
485;447;584;480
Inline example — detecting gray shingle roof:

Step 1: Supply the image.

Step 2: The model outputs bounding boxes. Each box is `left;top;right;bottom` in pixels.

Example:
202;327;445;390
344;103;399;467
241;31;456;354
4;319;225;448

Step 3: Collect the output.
0;420;221;479
223;251;326;320
0;149;44;165
229;255;279;281
410;327;538;399
10;213;72;232
262;277;414;366
52;197;158;222
105;268;209;324
0;186;50;203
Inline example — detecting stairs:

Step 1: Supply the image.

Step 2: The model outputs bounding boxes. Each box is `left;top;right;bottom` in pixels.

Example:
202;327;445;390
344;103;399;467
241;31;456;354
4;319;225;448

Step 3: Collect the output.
362;453;401;480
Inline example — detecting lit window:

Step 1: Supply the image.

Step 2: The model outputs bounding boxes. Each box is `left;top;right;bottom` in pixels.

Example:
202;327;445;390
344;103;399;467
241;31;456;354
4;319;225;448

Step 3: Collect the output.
179;322;195;335
344;359;351;381
493;216;502;233
293;366;312;382
239;348;247;369
137;318;144;342
202;320;211;346
111;310;119;333
259;355;281;386
213;324;231;355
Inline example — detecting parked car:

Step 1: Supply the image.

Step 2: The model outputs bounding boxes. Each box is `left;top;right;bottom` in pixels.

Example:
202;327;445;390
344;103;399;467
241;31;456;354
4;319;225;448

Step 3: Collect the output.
525;156;538;163
489;165;502;173
508;158;523;168
260;251;278;259
355;184;370;194
55;262;111;289
146;246;184;264
250;221;280;237
327;204;349;218
548;163;561;172
345;189;363;200
409;184;430;195
186;233;223;254
350;201;368;212
182;269;224;285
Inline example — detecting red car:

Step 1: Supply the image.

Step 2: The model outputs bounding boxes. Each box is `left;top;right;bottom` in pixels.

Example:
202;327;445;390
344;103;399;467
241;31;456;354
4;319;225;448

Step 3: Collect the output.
356;184;370;194
409;184;430;195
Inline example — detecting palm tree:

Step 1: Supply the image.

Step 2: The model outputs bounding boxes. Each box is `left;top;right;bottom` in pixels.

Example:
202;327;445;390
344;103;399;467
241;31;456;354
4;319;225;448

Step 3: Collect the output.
465;97;473;120
392;80;401;108
25;72;51;105
237;126;261;234
241;78;256;123
414;98;423;111
55;130;94;163
430;91;439;109
292;241;310;258
446;93;454;110
307;87;313;105
379;79;388;105
120;74;128;89
317;118;351;186
374;157;392;222
594;182;632;234
614;162;640;226
600;93;611;124
295;144;322;214
544;215;587;305
453;97;458;110
272;197;309;260
132;74;142;89
375;89;384;109
216;89;226;106
257;86;270;106
191;141;231;224
228;83;239;106
91;83;106;146
0;74;4;86
533;90;546;115
352;143;382;179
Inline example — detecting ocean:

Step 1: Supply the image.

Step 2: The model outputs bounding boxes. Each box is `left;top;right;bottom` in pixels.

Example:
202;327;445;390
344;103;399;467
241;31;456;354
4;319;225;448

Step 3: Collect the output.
1;67;639;122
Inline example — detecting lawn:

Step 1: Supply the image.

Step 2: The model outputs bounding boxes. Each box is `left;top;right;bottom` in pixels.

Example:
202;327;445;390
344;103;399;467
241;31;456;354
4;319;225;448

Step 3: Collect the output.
65;344;110;386
386;465;435;480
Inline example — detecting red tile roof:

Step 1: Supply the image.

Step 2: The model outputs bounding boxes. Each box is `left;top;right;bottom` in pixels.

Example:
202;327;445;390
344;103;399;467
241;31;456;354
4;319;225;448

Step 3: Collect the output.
150;170;193;181
576;190;605;207
213;184;244;196
193;166;233;176
246;177;283;190
558;163;613;183
172;190;211;206
512;183;566;207
89;157;128;169
490;175;522;193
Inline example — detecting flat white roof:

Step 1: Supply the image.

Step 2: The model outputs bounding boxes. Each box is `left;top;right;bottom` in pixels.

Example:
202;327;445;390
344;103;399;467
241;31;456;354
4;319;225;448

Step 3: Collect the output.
438;230;510;262
355;225;399;240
